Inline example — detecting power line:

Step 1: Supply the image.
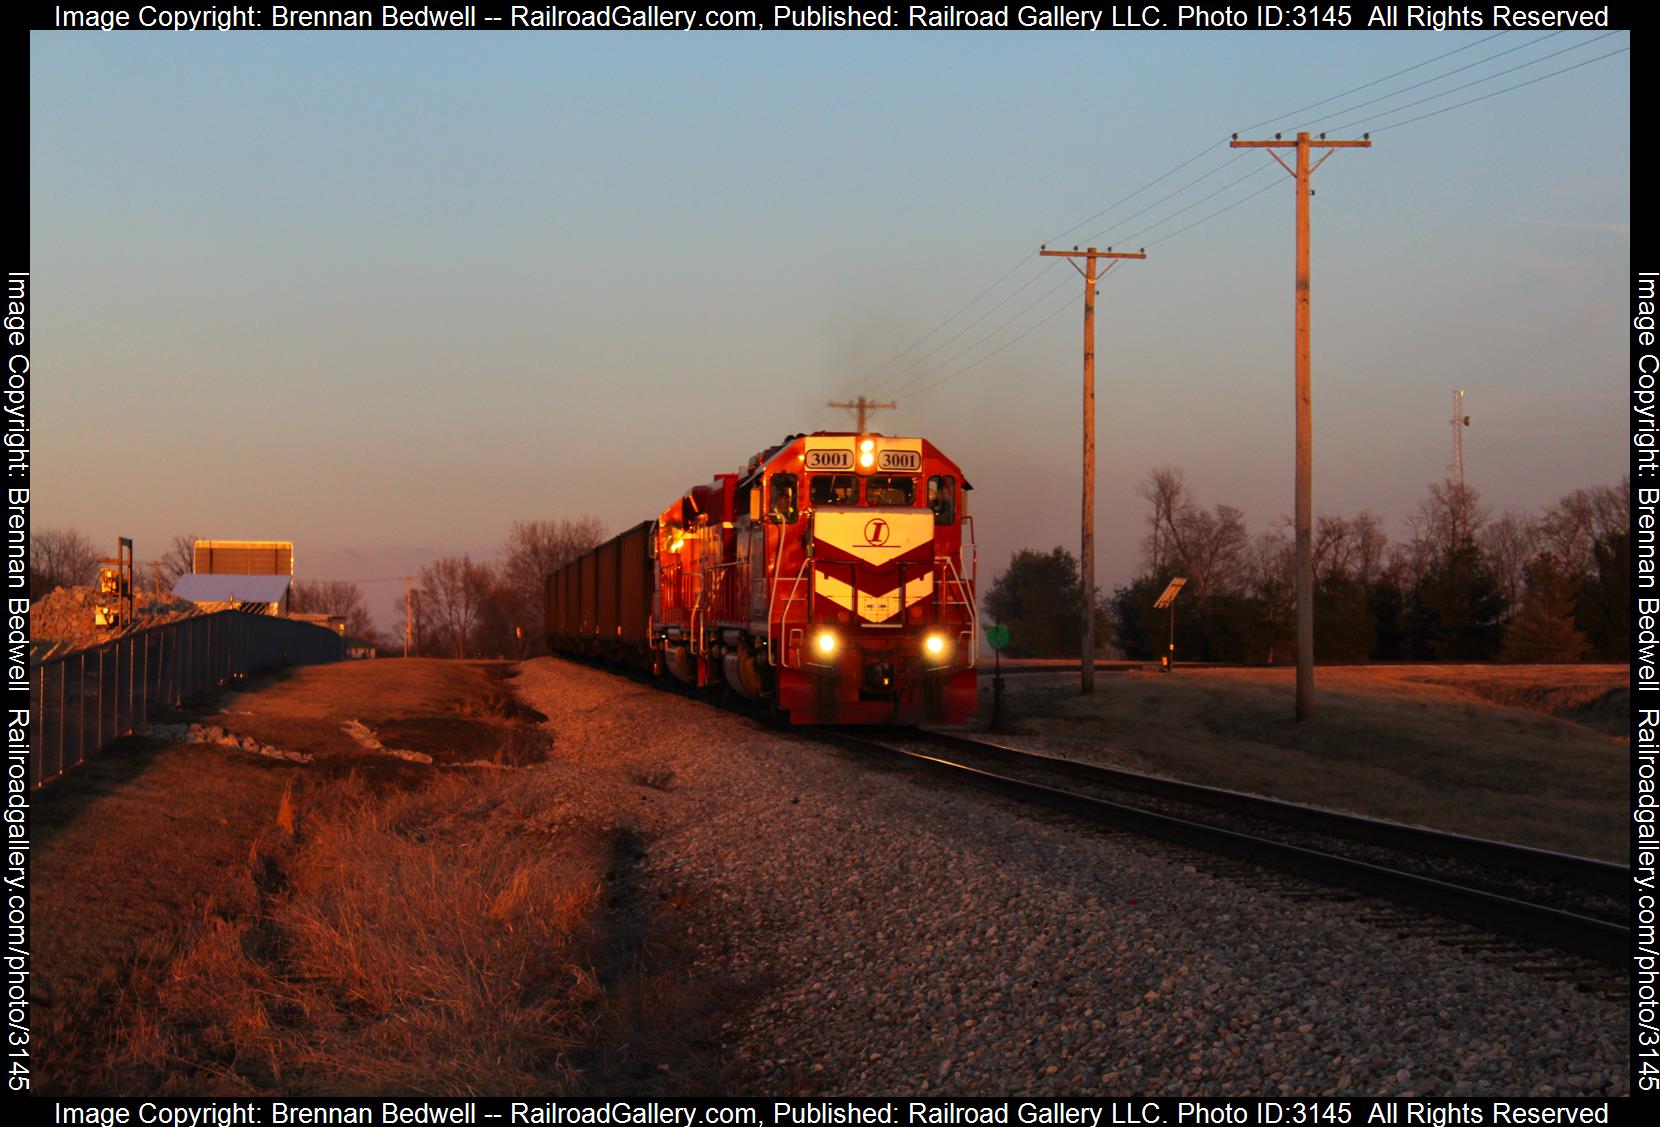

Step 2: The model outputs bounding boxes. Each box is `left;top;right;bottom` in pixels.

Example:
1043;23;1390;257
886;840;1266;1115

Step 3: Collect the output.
904;170;1306;402
884;268;1076;399
863;32;1624;405
1048;31;1513;251
1145;175;1284;248
860;39;1516;397
1090;162;1275;249
1232;31;1508;135
1073;151;1253;248
1337;38;1627;135
901;294;1080;399
1044;140;1228;248
1289;30;1567;133
865;258;1056;394
849;252;1038;394
301;575;413;584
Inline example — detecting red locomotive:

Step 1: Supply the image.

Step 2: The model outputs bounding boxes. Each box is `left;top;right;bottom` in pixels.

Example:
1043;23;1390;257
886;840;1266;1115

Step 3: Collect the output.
546;432;979;725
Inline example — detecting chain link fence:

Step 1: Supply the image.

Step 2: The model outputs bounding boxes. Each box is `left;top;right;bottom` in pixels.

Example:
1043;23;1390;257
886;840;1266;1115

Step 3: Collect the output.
29;611;345;790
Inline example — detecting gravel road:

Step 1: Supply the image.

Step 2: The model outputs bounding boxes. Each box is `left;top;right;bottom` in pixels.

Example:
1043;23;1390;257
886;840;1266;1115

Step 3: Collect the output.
511;658;1626;1098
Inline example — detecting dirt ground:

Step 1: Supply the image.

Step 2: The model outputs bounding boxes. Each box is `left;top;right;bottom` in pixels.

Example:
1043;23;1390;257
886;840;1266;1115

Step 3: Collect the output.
31;659;716;1097
986;663;1628;861
32;656;1629;1094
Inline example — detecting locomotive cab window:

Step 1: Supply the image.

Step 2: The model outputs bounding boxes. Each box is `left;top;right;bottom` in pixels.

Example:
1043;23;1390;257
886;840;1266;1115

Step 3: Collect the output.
768;473;799;523
864;476;915;506
809;474;859;506
928;475;956;525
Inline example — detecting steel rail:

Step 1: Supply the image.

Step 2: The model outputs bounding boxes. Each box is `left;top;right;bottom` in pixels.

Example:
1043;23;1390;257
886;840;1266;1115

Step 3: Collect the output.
815;728;1628;966
905;729;1629;897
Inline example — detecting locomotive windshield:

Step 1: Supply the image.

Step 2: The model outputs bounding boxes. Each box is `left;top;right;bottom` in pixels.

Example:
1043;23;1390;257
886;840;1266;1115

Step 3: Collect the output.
928;475;956;524
864;476;915;506
769;473;799;523
810;474;859;506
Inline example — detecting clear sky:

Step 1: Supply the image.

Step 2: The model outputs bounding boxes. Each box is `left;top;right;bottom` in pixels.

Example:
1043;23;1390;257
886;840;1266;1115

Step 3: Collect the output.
30;28;1630;628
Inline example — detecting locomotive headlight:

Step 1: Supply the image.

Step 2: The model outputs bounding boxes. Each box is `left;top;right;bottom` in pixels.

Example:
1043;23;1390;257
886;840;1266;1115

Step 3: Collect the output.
860;438;875;452
814;630;839;657
924;632;949;660
859;452;875;468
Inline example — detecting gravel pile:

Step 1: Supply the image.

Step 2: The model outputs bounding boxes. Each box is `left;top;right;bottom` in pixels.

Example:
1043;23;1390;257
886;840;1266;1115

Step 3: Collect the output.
31;585;198;648
512;659;1626;1097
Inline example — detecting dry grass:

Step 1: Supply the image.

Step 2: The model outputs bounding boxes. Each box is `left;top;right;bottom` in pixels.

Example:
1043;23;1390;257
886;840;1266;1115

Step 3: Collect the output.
627;766;677;792
35;661;732;1096
996;663;1627;861
88;772;611;1096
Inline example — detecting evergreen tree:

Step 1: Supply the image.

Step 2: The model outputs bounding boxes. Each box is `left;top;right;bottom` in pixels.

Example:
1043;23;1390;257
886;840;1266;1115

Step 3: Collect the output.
1501;553;1589;662
1314;574;1375;661
1369;580;1408;660
984;547;1092;658
1406;543;1508;660
1575;531;1630;659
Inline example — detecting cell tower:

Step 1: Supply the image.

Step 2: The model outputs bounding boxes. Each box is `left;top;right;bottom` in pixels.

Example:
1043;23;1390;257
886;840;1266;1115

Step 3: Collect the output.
1450;389;1470;487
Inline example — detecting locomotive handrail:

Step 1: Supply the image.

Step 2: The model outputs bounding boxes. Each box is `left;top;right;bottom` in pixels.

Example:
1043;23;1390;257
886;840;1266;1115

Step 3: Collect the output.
705;561;739;623
772;560;812;669
767;516;808;667
945;554;979;667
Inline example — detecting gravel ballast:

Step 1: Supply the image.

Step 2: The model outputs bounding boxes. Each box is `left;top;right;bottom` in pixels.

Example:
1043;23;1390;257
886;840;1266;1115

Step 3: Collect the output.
512;658;1627;1097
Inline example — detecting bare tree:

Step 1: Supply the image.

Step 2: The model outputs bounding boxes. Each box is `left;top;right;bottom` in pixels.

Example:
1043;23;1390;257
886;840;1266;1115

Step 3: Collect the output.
1133;466;1249;600
1248;529;1295;663
1171;504;1251;600
1314;514;1355;584
1313;511;1390;586
1409;478;1491;561
1349;511;1389;587
1537;479;1629;576
1479;510;1537;617
498;516;605;648
30;528;100;596
390;588;439;656
419;555;495;659
1135;465;1193;575
290;579;377;641
159;534;197;587
1383;537;1436;595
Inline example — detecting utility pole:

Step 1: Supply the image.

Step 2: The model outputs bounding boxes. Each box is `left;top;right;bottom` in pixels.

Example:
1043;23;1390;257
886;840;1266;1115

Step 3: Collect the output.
828;396;897;433
1231;129;1370;722
403;577;414;658
1038;244;1146;695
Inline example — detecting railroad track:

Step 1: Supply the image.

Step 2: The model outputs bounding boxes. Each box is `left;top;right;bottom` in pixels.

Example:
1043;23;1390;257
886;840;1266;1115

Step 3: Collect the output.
811;726;1629;971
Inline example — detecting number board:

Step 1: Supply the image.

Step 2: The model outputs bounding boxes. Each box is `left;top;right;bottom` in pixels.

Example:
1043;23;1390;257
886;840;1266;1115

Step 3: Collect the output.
878;450;921;472
804;449;854;471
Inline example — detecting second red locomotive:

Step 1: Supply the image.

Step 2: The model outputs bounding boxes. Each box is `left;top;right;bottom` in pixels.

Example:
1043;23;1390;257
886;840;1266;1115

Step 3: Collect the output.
547;431;978;725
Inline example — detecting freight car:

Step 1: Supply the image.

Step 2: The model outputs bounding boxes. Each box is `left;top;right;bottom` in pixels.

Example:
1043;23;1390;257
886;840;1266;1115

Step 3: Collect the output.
546;432;978;725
